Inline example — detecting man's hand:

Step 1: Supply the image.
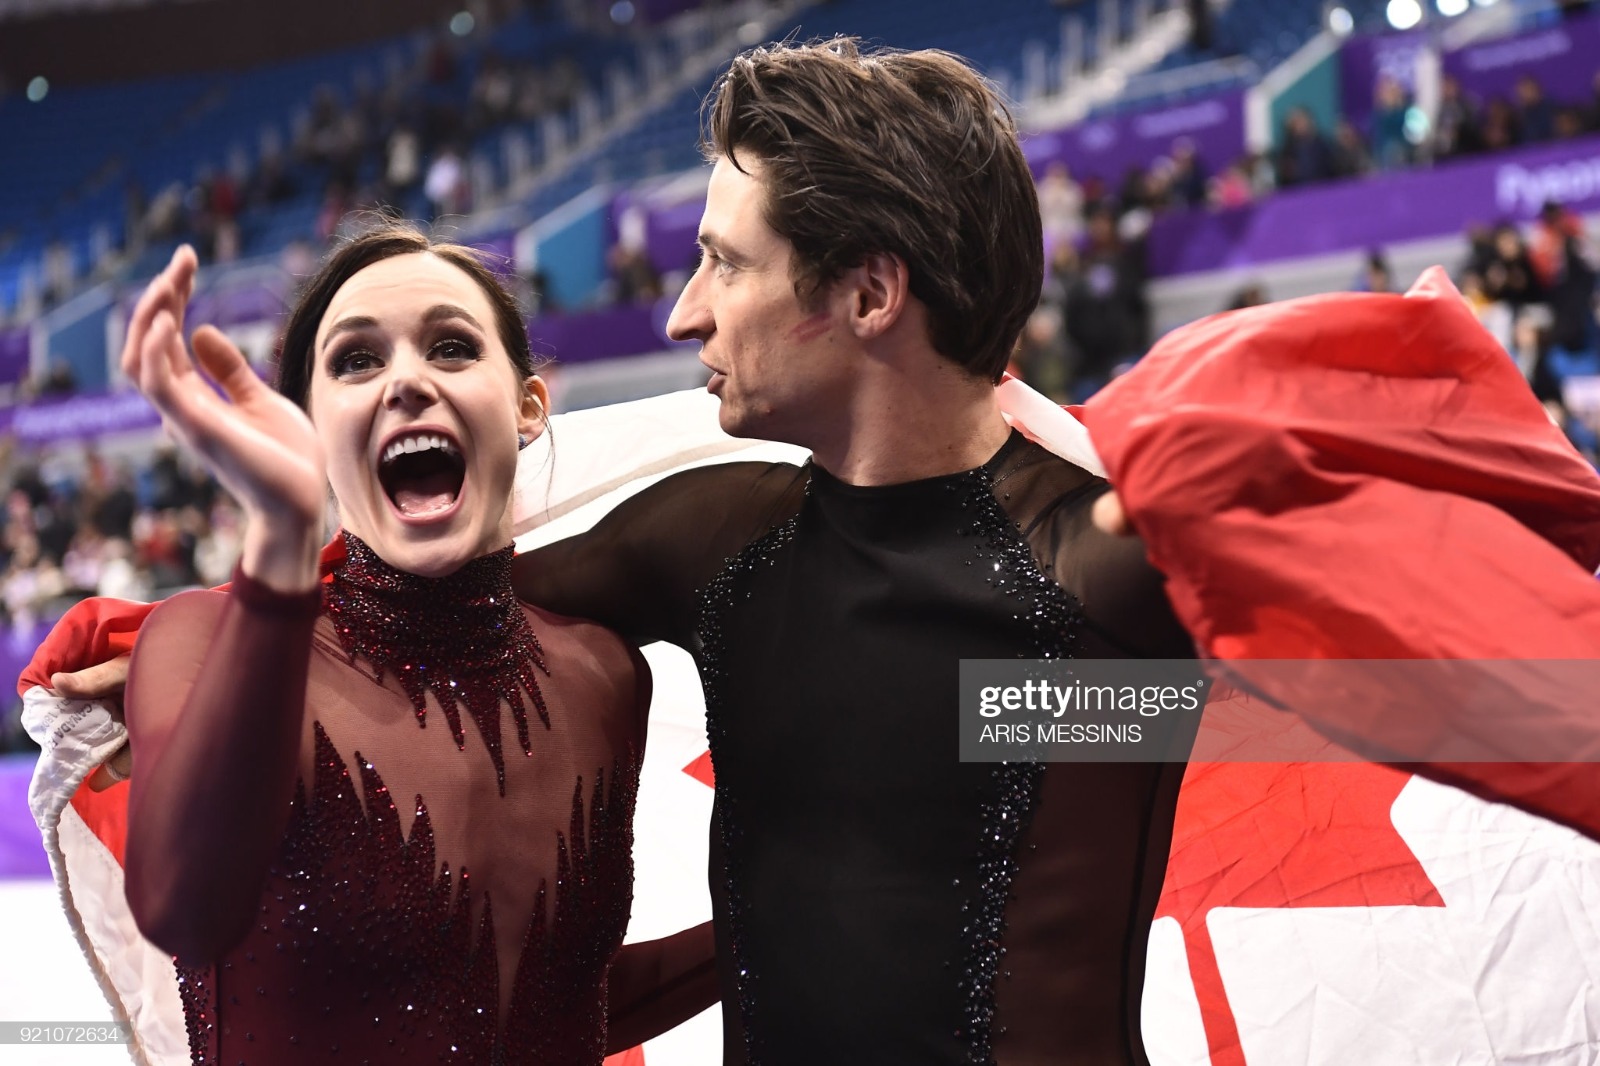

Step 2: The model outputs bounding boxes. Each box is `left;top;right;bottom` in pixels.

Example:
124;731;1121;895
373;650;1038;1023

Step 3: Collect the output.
49;654;133;792
50;654;131;702
1092;490;1132;537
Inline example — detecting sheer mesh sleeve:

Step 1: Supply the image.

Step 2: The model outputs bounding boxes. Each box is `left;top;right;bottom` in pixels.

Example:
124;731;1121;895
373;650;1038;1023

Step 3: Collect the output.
122;569;321;964
512;461;809;649
604;921;719;1052
995;445;1195;660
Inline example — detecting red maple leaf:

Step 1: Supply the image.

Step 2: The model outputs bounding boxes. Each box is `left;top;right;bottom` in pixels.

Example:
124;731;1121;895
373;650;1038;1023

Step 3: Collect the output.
1157;749;1443;1064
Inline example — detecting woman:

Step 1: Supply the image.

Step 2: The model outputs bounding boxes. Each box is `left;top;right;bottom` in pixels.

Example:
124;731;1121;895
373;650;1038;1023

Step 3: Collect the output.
115;227;714;1063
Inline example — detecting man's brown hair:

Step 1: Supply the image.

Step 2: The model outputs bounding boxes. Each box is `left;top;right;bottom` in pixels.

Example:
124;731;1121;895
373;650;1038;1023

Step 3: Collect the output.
704;37;1044;382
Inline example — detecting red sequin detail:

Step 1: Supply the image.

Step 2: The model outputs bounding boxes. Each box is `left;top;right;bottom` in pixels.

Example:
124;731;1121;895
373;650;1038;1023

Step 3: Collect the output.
174;724;640;1064
323;534;550;795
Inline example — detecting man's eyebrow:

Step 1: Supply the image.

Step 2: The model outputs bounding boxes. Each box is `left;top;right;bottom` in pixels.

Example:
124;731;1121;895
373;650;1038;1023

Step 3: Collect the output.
697;233;746;261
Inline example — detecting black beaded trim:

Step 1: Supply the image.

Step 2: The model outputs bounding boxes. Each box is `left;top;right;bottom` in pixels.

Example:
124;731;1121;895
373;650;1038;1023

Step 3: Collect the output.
949;457;1081;1065
694;509;802;1066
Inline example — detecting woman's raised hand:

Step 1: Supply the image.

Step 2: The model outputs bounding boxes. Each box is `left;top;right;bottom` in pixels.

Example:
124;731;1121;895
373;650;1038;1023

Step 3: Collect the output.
123;247;327;592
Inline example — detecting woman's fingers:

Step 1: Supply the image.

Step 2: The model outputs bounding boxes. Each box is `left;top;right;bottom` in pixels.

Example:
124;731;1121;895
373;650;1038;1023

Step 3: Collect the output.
122;246;197;380
191;325;259;405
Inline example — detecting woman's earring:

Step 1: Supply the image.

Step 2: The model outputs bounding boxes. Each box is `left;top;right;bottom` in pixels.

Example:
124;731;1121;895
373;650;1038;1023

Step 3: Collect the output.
517;433;531;450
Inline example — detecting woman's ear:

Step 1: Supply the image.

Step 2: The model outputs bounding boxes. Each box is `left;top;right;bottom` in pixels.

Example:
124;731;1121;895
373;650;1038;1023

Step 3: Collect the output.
518;375;550;444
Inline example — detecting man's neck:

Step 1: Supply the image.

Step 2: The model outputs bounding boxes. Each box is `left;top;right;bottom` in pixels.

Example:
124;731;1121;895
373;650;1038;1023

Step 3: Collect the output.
809;364;1013;487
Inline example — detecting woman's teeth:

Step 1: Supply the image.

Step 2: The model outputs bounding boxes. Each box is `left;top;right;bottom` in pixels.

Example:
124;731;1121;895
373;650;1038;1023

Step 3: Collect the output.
382;434;458;464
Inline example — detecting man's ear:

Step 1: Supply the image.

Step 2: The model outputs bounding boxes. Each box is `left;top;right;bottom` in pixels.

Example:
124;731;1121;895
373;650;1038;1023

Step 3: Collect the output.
846;251;911;340
518;374;551;444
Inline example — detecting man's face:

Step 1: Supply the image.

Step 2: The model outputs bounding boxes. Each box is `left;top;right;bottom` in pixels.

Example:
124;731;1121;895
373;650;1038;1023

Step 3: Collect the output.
666;154;855;443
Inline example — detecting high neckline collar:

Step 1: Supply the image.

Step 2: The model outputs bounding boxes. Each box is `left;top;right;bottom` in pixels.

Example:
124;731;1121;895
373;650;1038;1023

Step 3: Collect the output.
806;430;1027;499
323;533;550;795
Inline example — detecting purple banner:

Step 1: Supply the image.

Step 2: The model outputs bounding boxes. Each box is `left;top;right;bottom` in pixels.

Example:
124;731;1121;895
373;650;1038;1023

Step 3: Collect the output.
1443;12;1600;107
8;391;161;445
1;753;49;880
1339;29;1428;134
1147;133;1600;276
1021;89;1248;183
527;297;692;364
0;328;28;389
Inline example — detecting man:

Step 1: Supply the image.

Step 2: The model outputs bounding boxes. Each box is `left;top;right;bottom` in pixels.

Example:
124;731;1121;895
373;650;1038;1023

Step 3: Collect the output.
510;40;1195;1064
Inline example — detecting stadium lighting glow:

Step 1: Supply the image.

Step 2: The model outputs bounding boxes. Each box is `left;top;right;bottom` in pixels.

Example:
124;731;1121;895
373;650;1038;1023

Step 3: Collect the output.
1328;6;1355;35
26;76;48;102
1386;0;1423;29
449;11;475;36
1472;0;1497;6
1437;0;1469;15
609;1;635;24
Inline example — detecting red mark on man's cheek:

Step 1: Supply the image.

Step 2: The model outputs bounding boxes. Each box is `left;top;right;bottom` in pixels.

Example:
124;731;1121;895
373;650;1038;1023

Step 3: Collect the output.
788;312;830;343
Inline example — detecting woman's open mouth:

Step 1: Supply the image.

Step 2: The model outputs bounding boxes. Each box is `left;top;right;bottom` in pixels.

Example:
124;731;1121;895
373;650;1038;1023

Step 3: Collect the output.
378;431;466;520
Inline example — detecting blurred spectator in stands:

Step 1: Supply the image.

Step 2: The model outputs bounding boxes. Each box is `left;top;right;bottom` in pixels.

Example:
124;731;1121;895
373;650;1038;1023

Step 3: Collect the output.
1116;165;1152;218
1587;71;1600;132
1167;139;1208;209
1355;249;1394;293
425;143;471;220
1275;107;1334;187
147;448;197;513
193;499;244;588
38;361;78;397
1515;75;1555;144
1432;75;1482;160
1226;282;1269;311
1544;235;1599;382
1331;119;1374;178
1531;201;1584;289
1483;223;1543;311
76;452;136;543
315;180;355;245
1480;97;1522;152
1063;207;1147;399
42;239;75;307
3;535;64;629
472;53;518;132
1511;305;1546;382
133;507;197;590
1041;240;1080;308
96;537;152;602
1370;77;1413;171
1012;304;1072;402
123;179;148;258
1037;162;1084;256
1209;158;1255;209
1460;269;1515;350
607;243;663;305
384;122;424;201
1554;107;1586;140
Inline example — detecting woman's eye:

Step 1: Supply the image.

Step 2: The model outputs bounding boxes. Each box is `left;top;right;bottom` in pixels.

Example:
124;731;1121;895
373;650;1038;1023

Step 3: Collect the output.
432;337;481;362
329;349;380;377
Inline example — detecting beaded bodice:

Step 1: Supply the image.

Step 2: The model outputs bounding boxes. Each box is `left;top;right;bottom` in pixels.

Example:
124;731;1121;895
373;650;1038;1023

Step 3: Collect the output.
144;544;645;1065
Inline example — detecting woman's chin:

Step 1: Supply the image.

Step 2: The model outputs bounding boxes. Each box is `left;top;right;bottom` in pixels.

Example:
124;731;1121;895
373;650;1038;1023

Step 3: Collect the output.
353;519;499;579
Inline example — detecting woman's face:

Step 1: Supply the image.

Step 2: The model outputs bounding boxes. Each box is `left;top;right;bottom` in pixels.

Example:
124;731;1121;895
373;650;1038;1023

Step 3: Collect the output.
307;252;544;577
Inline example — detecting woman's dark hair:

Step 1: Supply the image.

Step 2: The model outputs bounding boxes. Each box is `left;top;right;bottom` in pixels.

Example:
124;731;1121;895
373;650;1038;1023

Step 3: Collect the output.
275;223;537;411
